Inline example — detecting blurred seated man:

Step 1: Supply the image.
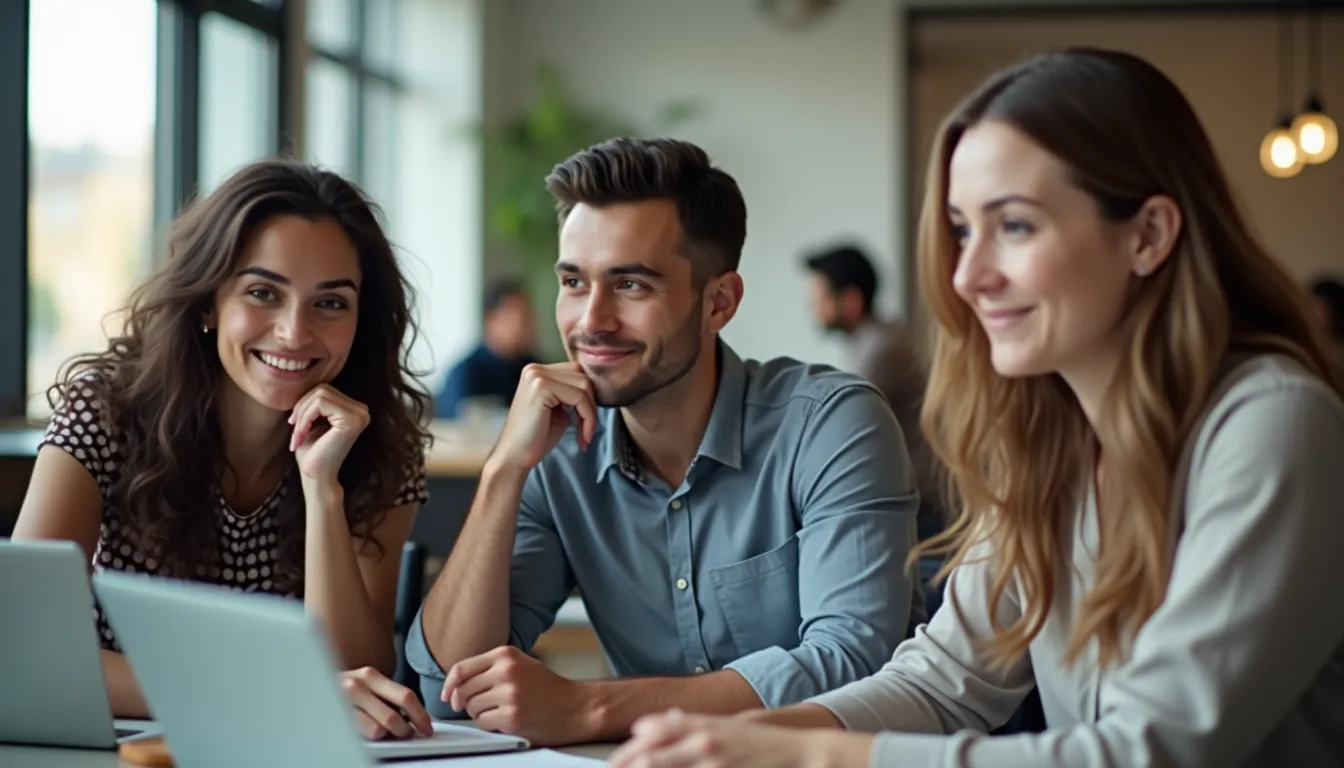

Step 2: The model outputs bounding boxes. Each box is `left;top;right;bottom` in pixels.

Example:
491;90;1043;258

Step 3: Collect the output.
804;244;943;541
435;279;540;419
1309;276;1344;362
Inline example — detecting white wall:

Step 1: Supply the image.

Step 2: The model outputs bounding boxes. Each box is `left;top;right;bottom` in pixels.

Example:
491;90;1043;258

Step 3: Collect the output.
493;0;907;368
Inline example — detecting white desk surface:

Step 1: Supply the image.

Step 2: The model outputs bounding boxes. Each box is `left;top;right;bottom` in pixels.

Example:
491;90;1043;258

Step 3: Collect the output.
0;724;618;766
0;742;617;766
0;746;616;767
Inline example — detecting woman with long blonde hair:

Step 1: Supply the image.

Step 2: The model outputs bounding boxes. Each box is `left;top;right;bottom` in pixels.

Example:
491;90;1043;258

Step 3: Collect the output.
610;47;1344;767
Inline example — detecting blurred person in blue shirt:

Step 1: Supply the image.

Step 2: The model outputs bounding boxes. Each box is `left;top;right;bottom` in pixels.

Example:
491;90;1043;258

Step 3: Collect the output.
434;279;540;419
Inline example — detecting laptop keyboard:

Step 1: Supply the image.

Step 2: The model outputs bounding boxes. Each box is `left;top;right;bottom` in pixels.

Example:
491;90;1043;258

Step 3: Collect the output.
116;728;143;739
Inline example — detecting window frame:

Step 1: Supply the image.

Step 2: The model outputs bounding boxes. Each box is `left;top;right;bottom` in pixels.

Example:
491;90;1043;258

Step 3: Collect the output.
0;1;30;419
305;0;407;188
157;0;290;226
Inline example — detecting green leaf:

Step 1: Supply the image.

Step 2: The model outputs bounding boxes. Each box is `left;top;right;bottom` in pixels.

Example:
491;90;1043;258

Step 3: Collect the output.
469;58;702;269
656;99;705;129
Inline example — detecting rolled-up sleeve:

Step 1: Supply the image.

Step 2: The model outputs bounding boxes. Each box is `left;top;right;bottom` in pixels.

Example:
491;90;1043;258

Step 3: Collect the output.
726;384;920;707
404;609;455;715
405;470;574;718
817;383;1344;766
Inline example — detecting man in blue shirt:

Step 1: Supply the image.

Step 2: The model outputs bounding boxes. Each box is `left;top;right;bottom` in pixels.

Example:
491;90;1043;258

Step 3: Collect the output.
406;138;920;746
434;279;540;419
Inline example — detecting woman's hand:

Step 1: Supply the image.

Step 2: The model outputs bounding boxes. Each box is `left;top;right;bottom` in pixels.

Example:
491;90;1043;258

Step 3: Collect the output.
609;709;867;768
289;384;370;485
340;666;434;741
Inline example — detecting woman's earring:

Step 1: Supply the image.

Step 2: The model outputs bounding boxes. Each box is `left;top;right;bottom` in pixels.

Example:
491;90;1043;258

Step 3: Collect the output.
201;324;210;334
1135;264;1151;277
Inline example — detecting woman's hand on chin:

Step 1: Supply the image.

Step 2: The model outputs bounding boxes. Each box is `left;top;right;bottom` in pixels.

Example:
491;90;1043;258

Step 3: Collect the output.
290;384;370;486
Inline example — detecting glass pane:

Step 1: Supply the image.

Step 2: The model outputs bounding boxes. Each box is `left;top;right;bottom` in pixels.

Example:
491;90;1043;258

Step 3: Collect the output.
27;0;157;417
307;0;356;54
366;0;401;76
361;80;399;212
305;58;356;176
199;12;277;193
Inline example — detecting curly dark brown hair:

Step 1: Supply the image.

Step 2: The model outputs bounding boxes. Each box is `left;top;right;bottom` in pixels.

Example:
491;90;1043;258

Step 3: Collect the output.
47;159;431;592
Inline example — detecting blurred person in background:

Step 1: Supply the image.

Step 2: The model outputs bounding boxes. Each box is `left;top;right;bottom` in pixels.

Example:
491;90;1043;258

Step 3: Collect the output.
434;279;540;419
804;244;943;541
1309;276;1344;362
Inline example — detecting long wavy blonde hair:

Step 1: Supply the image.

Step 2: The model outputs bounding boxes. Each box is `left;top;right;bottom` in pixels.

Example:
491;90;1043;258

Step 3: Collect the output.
916;48;1344;670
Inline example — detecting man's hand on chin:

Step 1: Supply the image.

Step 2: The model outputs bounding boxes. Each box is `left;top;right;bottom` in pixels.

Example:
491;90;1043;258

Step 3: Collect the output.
440;645;599;746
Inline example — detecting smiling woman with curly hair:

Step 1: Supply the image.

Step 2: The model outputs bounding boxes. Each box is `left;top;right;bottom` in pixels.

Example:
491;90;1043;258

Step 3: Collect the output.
14;159;438;741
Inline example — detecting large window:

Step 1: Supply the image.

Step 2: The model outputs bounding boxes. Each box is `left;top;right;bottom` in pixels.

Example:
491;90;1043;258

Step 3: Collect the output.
304;0;483;390
13;0;287;418
26;0;158;415
5;0;475;419
198;11;280;193
303;0;403;207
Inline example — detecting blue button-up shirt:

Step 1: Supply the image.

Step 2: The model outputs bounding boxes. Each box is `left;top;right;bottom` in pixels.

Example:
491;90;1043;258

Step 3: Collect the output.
407;342;920;716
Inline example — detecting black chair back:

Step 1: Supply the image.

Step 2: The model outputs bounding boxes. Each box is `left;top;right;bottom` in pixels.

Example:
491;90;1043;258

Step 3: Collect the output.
393;541;426;692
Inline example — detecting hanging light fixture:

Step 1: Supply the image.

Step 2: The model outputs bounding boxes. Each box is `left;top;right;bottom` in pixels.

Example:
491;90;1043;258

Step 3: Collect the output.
1262;120;1304;178
1262;10;1304;178
1291;0;1338;164
1294;99;1337;163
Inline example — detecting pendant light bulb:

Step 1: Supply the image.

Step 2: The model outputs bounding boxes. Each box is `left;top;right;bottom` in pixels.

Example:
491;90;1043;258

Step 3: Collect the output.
1261;120;1305;178
1292;98;1338;164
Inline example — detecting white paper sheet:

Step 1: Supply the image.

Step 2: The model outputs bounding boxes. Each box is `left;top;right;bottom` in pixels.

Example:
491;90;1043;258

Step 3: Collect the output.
365;721;529;760
395;748;607;766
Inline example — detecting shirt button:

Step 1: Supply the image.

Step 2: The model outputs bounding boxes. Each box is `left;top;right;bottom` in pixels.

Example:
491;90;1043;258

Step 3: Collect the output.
670;500;682;510
694;665;706;674
676;578;689;590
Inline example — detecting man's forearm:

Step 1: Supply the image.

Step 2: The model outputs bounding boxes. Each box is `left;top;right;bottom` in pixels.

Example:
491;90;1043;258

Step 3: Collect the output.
419;460;526;670
580;670;764;742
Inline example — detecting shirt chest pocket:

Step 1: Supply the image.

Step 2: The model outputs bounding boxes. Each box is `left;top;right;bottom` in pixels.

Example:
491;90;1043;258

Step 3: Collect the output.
708;536;801;658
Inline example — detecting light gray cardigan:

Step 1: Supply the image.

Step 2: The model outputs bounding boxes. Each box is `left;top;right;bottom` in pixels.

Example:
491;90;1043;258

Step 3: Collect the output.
808;354;1344;767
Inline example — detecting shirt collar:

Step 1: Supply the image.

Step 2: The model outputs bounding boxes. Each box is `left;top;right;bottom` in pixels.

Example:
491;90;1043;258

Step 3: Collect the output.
593;340;747;483
595;408;641;484
696;341;746;471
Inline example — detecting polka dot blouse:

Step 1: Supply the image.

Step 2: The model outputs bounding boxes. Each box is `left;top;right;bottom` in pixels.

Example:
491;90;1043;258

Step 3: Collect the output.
42;376;430;651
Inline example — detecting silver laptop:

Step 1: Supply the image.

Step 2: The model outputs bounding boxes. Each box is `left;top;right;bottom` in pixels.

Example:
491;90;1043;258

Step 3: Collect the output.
0;538;157;749
92;569;529;768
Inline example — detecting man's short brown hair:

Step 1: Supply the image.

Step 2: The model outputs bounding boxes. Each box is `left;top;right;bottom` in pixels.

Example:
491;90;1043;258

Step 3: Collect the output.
545;138;747;283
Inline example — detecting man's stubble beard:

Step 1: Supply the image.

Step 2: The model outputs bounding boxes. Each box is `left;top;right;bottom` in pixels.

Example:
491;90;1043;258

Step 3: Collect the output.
589;294;705;409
